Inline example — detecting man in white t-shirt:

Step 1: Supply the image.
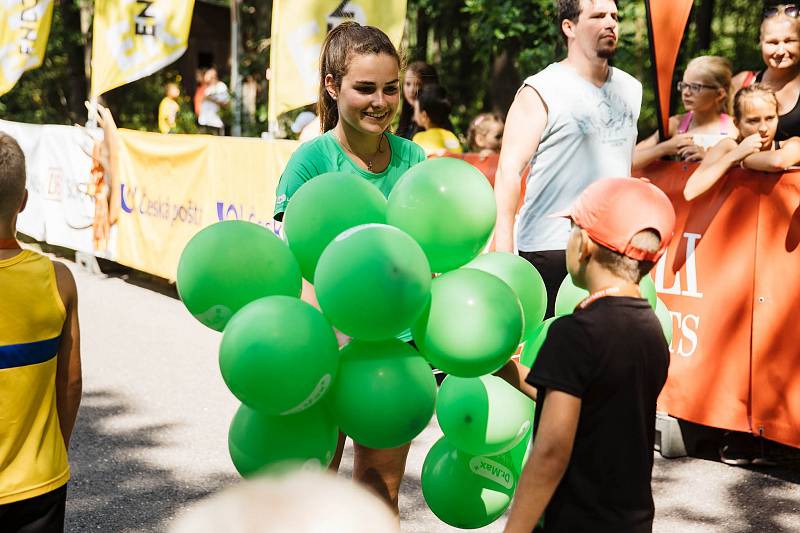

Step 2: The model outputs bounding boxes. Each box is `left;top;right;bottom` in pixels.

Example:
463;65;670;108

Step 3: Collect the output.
494;0;642;318
198;68;230;135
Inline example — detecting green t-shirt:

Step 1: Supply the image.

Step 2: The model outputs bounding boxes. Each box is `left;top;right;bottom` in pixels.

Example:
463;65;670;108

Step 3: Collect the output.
274;131;426;220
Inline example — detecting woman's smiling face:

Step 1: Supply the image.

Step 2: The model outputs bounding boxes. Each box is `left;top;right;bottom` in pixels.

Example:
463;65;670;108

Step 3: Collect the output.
328;53;400;135
760;17;800;70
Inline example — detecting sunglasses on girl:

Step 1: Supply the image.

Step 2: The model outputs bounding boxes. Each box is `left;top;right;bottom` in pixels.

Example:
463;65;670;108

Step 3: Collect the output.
764;4;799;18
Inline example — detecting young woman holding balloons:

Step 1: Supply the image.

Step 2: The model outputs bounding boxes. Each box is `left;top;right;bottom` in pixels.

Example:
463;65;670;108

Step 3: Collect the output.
273;22;427;513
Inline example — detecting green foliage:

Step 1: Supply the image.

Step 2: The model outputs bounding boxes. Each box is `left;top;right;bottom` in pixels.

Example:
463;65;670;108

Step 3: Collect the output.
0;0;778;141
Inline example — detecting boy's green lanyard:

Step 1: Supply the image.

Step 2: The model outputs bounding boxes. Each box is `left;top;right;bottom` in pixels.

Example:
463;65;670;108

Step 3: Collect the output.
0;239;20;250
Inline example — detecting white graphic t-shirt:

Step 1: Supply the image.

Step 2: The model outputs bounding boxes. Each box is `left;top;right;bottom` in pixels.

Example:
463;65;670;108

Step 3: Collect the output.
517;62;642;252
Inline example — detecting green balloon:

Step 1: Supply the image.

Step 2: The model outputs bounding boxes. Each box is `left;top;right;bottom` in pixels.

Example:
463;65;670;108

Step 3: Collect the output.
228;402;338;478
412;269;523;377
328;339;436;448
421;436;517;529
219;296;339;415
555;273;658;315
465;252;547;339
284;172;387;281
314;224;431;341
641;274;658;309
387;158;496;272
437;375;535;456
655;297;674;344
554;274;589;316
520;317;557;368
508;416;534;475
177;221;301;331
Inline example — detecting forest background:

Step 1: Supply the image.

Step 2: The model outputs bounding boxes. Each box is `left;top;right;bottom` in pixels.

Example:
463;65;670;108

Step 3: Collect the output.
0;1;773;140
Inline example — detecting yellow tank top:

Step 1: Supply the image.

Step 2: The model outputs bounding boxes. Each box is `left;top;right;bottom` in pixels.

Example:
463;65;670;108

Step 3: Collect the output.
412;128;464;156
0;250;69;504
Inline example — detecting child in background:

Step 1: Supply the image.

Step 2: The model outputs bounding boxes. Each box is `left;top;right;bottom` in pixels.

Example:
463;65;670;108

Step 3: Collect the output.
159;82;181;134
684;84;800;201
634;56;737;169
412;85;462;156
505;177;675;533
0;132;82;532
467;112;504;158
396;61;439;139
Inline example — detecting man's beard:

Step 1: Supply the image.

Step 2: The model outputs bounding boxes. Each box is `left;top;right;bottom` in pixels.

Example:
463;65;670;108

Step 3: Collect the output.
597;44;617;59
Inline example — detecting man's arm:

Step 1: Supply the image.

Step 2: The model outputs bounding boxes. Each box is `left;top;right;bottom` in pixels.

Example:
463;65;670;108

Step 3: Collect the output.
504;389;580;533
53;262;82;448
494;86;547;253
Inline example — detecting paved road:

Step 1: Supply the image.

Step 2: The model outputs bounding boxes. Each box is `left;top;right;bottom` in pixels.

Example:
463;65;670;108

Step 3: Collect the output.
56;255;800;532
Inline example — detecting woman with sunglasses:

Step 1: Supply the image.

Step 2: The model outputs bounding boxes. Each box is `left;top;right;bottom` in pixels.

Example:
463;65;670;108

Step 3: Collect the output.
633;56;736;170
732;4;800;141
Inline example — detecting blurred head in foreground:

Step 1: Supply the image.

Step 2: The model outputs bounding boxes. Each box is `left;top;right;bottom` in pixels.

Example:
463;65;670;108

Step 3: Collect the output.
170;468;399;533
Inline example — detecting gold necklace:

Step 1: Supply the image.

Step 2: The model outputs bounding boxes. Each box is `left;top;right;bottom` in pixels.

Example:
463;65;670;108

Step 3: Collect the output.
336;132;385;172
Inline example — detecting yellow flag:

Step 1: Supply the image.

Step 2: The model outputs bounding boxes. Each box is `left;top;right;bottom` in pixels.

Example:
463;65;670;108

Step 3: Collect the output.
0;1;54;96
268;0;407;122
91;0;195;98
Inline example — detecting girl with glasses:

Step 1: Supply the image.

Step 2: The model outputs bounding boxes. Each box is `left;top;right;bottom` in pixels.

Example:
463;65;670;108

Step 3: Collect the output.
732;4;800;141
633;56;736;169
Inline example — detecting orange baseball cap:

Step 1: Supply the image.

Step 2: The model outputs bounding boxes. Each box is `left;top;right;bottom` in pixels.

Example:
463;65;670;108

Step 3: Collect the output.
551;177;676;262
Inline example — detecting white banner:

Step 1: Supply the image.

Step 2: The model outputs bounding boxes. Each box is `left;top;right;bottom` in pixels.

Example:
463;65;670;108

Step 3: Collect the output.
0;120;103;255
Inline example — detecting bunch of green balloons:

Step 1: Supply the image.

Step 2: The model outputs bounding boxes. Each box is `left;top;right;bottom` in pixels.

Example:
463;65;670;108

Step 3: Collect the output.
175;160;550;521
177;219;345;477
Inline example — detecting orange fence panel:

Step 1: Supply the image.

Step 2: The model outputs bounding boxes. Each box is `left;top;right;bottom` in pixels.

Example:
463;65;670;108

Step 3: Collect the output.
641;161;800;448
752;172;800;447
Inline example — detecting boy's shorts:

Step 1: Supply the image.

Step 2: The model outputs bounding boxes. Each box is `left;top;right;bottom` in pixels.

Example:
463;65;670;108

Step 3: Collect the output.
0;484;67;533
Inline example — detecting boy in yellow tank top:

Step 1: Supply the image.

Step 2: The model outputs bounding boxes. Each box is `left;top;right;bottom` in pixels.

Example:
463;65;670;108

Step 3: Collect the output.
0;132;82;532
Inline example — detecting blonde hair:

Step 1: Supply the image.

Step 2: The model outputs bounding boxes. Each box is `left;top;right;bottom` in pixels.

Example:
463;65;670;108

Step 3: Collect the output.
685;55;733;114
467;113;504;151
733;83;779;122
170;469;399;533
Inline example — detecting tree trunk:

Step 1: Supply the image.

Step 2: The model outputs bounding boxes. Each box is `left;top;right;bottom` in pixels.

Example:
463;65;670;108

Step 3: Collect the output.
62;0;88;123
694;0;715;53
415;7;429;60
489;44;520;117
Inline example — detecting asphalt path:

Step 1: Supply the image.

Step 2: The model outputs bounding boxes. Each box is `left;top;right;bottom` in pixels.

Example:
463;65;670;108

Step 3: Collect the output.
54;255;800;533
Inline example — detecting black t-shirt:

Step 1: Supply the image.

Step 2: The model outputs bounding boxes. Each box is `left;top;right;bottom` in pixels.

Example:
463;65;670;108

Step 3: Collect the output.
525;296;670;533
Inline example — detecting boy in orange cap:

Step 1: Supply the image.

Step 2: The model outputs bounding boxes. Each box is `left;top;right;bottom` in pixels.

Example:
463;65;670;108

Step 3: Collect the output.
505;177;676;533
0;132;82;532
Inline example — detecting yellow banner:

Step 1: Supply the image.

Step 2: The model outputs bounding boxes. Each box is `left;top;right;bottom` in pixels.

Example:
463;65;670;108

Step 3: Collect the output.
268;0;408;122
115;130;299;280
0;0;54;96
91;0;195;97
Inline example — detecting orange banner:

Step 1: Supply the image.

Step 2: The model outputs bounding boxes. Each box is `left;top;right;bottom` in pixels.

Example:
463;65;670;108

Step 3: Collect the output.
641;161;800;448
645;0;694;139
